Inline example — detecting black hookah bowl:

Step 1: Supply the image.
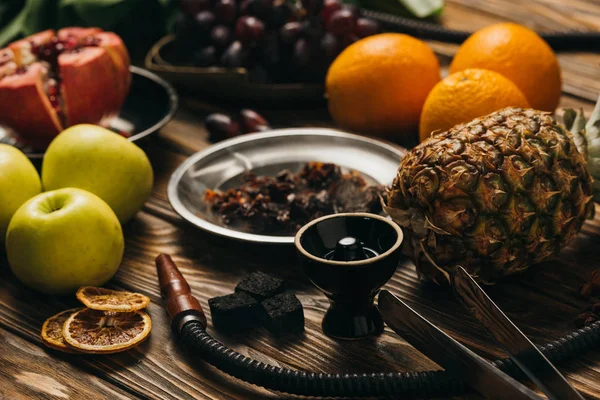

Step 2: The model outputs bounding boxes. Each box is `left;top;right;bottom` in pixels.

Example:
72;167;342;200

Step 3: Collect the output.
295;213;403;340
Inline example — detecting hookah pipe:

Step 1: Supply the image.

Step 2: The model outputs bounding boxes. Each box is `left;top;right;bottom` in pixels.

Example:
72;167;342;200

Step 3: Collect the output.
362;9;600;51
156;253;600;398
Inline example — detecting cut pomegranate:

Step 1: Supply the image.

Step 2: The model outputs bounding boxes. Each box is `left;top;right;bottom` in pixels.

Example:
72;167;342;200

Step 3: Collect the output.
0;27;130;150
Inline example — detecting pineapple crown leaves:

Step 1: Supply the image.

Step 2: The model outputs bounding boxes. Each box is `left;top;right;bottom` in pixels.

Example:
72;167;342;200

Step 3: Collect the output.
563;94;600;200
563;108;588;159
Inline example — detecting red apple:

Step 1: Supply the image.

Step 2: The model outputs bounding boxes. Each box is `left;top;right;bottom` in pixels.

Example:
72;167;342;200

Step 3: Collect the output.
0;28;131;150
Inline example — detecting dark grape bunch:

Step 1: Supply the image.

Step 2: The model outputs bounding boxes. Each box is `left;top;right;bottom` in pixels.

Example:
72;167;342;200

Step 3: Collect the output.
176;0;380;83
204;109;271;141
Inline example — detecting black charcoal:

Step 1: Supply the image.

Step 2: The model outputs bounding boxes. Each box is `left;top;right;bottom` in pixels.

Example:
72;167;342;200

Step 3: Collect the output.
235;271;285;300
208;292;260;332
261;292;304;335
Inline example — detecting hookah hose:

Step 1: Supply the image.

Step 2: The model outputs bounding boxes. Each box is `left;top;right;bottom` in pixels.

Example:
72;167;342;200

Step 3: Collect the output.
362;9;600;51
157;254;600;398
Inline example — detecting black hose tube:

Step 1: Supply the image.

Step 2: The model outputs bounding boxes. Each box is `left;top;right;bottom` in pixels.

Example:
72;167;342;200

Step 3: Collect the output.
180;319;600;398
362;10;600;51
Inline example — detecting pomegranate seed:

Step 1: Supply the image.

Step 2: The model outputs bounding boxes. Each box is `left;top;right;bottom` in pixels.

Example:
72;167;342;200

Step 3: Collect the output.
64;38;78;50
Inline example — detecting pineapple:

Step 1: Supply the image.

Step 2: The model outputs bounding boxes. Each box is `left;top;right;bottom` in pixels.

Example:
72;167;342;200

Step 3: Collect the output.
385;107;595;284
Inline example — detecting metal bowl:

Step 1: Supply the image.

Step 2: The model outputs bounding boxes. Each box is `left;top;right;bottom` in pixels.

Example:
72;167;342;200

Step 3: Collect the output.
0;66;178;160
168;128;405;245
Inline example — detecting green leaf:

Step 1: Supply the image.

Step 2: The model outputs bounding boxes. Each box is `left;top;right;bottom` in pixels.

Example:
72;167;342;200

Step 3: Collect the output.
360;0;444;19
583;95;600;201
566;108;588;160
0;9;26;46
563;109;576;131
397;0;444;18
0;0;55;46
586;95;600;141
58;0;137;29
22;0;57;35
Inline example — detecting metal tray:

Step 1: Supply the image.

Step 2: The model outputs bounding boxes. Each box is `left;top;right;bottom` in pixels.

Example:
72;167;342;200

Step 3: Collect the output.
145;35;324;105
168;128;406;245
0;66;178;160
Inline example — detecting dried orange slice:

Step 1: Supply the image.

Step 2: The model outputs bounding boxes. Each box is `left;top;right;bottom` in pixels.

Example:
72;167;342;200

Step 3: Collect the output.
76;286;151;312
62;308;151;354
41;308;84;353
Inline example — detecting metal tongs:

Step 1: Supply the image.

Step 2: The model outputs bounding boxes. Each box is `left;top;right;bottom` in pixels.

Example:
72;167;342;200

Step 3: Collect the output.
379;266;584;400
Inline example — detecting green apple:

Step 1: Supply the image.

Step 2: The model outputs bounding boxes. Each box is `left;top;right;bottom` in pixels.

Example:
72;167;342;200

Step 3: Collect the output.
0;144;41;243
6;188;124;294
42;124;153;224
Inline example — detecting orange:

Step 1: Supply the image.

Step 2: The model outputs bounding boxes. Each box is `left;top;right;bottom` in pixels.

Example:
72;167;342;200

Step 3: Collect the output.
62;308;152;354
449;23;561;112
76;286;151;312
41;308;84;353
419;68;530;141
326;33;441;137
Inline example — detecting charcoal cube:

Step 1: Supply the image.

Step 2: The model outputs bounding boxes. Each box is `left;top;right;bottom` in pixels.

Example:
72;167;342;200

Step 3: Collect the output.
208;292;260;332
235;271;285;300
261;292;304;335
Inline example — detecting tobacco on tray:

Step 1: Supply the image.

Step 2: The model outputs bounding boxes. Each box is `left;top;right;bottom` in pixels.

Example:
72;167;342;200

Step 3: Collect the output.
204;161;383;235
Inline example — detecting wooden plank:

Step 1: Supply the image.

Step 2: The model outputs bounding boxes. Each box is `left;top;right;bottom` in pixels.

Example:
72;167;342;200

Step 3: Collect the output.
444;0;600;32
1;1;600;399
0;213;441;400
0;328;132;400
3;205;600;399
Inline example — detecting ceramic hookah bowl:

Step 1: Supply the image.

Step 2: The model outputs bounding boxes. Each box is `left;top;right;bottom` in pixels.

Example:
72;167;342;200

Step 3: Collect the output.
295;213;403;340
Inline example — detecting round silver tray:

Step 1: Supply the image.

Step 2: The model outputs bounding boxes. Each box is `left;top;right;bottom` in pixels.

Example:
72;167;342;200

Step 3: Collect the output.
168;128;405;245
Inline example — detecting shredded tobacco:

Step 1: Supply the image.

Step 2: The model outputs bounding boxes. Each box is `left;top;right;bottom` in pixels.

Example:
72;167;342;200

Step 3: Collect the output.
204;162;383;235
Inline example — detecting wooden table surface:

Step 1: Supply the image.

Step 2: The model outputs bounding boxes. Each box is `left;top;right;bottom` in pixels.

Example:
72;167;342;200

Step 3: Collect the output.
2;1;600;399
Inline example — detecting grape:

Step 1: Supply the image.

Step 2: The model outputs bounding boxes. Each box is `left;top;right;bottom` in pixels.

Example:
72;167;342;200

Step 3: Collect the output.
240;109;271;132
240;0;273;19
174;12;192;39
292;38;311;68
179;0;367;85
267;2;293;29
321;0;342;24
205;113;242;141
193;46;217;67
325;8;356;35
220;41;251;67
356;18;380;38
240;0;254;15
261;32;281;67
341;33;359;48
236;16;266;44
301;17;324;43
301;0;324;15
211;25;233;49
343;4;361;18
320;32;341;62
193;11;216;36
179;0;210;17
214;0;237;24
280;21;302;45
